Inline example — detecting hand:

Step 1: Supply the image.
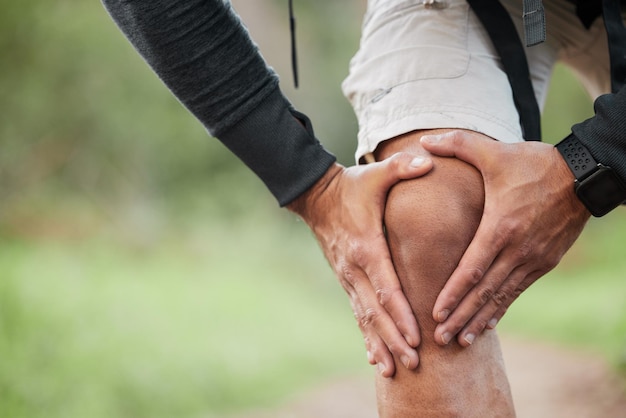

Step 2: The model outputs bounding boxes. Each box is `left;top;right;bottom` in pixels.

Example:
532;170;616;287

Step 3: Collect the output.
288;153;433;377
420;131;590;347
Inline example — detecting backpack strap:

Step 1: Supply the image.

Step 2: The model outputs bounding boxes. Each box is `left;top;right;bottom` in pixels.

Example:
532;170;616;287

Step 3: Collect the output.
467;0;542;140
523;0;547;46
602;0;626;92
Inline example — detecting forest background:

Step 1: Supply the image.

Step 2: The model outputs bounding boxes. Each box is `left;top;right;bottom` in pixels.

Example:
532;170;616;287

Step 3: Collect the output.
1;1;625;417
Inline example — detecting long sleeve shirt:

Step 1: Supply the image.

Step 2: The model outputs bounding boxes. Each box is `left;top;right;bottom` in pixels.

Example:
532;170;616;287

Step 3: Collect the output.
102;0;336;206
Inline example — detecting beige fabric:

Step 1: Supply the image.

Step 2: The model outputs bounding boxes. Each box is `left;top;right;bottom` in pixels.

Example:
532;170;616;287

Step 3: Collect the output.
342;0;613;163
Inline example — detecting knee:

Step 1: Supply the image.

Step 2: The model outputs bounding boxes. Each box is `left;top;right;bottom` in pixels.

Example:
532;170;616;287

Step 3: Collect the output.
381;155;486;318
384;157;484;262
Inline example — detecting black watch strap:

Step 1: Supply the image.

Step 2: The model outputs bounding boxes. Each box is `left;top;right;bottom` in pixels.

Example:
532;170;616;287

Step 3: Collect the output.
556;134;626;217
555;134;598;181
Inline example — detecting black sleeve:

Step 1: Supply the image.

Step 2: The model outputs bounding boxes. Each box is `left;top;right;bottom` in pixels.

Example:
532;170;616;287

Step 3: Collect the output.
571;86;626;184
101;0;336;206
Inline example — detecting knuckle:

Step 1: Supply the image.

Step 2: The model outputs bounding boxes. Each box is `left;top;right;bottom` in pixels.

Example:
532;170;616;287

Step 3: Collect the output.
476;286;494;305
359;307;380;328
386;153;402;171
451;131;467;146
353;310;367;332
515;241;534;262
376;286;402;308
348;241;370;268
469;268;484;285
494;219;521;247
464;266;485;285
491;289;508;306
339;261;358;286
513;281;531;296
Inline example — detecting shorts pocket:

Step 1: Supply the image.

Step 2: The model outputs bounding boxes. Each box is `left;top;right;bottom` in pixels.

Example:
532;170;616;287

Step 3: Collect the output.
344;0;471;107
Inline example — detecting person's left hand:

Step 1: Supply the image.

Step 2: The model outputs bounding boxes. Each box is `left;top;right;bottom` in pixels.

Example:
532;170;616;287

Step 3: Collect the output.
420;130;591;346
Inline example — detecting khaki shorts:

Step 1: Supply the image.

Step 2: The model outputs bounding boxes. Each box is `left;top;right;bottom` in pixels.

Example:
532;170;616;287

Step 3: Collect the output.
342;0;612;163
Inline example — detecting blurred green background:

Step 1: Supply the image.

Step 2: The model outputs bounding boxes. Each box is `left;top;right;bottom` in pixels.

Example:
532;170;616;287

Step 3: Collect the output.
1;0;624;417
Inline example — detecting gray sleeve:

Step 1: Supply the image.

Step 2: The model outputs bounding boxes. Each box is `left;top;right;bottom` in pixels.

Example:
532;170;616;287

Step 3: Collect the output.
101;0;335;206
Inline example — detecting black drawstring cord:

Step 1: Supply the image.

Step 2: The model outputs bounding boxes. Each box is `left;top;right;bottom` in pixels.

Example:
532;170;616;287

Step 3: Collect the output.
289;0;299;88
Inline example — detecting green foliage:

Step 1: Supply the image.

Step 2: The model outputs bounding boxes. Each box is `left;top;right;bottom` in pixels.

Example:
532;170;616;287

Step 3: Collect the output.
541;64;594;143
0;0;260;225
0;216;367;418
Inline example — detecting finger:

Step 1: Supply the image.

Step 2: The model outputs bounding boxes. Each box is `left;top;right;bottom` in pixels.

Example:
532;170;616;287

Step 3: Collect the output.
364;244;421;349
432;217;506;326
359;311;391;368
362;152;433;196
419;130;494;167
350;294;396;377
454;266;530;347
348;266;420;373
434;245;521;345
349;290;392;369
366;332;396;377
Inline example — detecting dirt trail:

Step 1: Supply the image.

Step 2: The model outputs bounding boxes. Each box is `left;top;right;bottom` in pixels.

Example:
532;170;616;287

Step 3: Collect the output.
234;336;626;418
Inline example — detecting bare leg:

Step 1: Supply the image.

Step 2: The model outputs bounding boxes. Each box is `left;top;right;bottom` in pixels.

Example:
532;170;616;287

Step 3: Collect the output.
375;129;515;418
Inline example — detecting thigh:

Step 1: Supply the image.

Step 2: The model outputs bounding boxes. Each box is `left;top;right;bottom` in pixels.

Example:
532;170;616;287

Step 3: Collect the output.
373;129;514;418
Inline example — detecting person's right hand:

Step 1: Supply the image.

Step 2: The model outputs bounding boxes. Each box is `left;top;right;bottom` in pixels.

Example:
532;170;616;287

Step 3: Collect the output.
287;153;433;377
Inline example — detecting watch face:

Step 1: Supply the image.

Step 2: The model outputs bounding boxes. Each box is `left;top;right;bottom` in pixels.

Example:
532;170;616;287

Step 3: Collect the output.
576;167;626;217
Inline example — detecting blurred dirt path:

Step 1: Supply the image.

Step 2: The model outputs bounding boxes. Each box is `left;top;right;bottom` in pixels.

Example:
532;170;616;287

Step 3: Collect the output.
233;336;626;418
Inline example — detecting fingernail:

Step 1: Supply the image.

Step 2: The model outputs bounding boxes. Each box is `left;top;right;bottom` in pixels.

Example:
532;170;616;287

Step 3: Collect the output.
409;157;426;167
421;135;442;144
437;309;450;322
441;332;452;345
464;333;475;345
488;318;499;329
378;362;387;375
367;351;374;363
401;354;412;369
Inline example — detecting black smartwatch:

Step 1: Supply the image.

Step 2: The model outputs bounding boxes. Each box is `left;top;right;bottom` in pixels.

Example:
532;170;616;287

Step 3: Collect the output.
555;134;626;217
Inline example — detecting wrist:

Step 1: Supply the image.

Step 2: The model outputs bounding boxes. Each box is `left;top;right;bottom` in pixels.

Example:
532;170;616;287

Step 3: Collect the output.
287;163;343;223
555;134;626;217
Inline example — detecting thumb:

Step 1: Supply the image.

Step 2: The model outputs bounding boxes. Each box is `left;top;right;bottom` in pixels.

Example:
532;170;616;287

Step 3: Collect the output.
366;152;433;191
420;130;491;167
